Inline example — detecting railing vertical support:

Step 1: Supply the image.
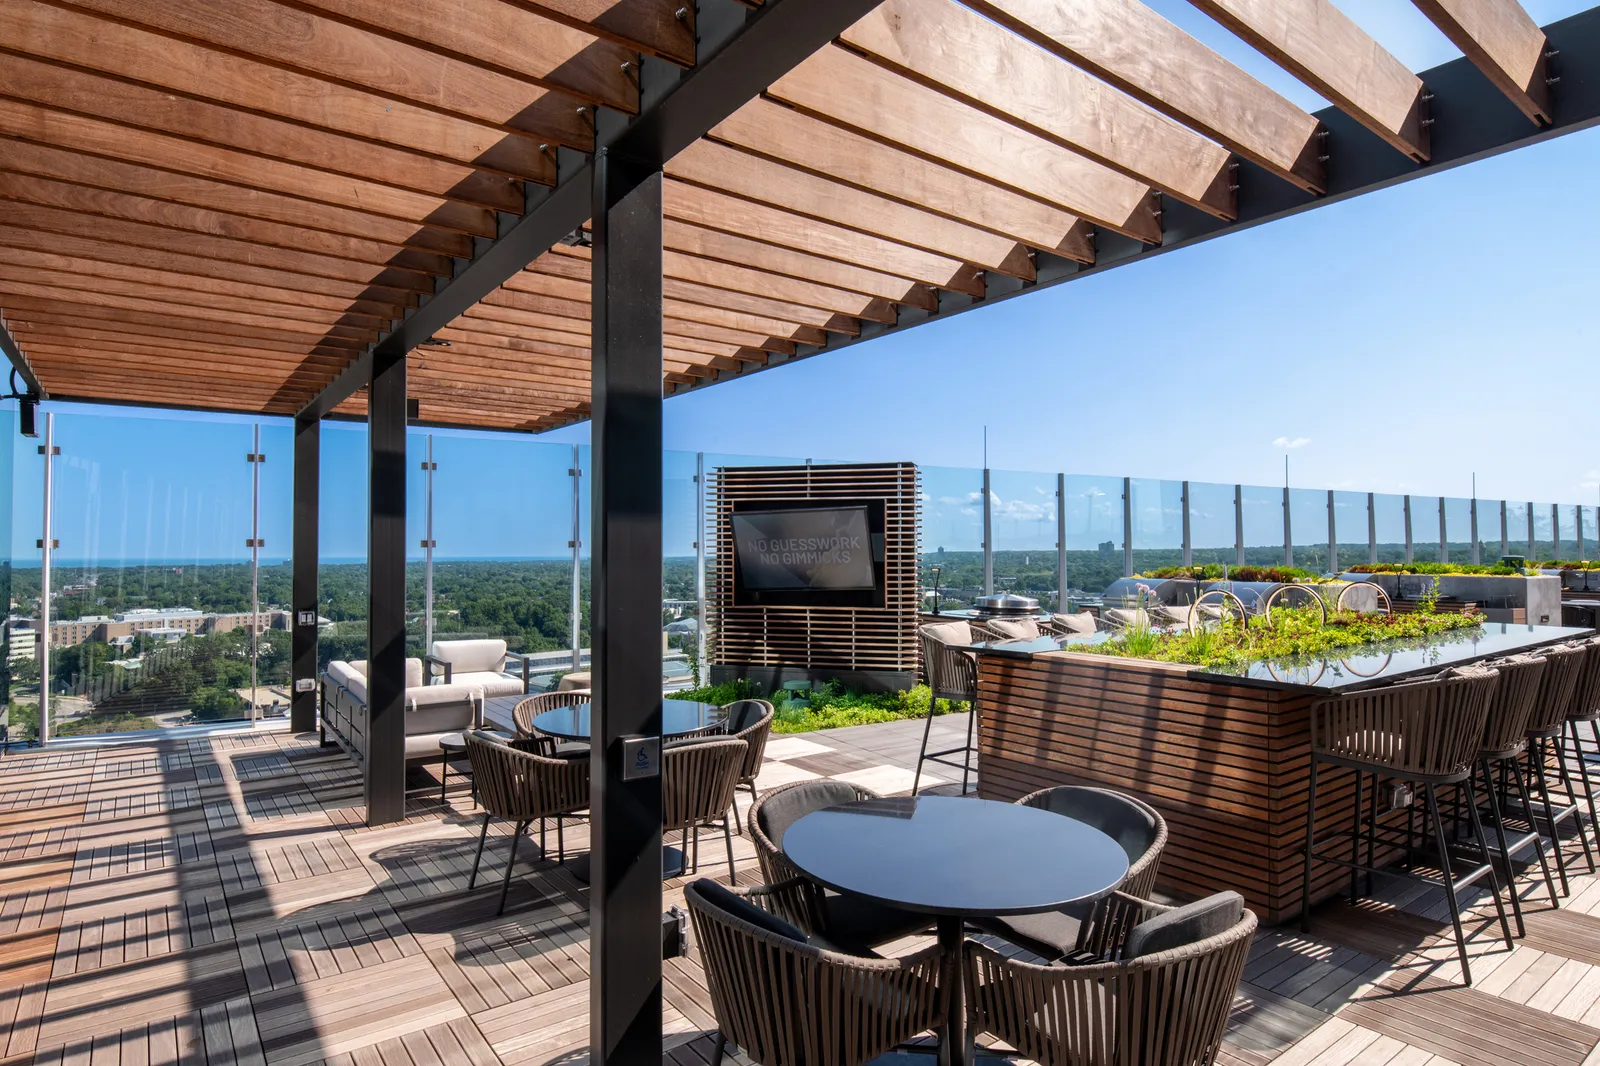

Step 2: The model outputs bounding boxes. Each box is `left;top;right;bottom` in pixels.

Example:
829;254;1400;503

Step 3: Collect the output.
365;347;408;826
1404;495;1414;564
571;445;583;672
1057;473;1068;611
1181;481;1192;567
1500;500;1509;559
589;150;664;1066
422;435;435;653
1326;489;1336;575
1528;503;1536;562
1282;486;1292;568
1553;503;1562;560
1234;484;1244;567
1122;476;1133;577
1367;492;1377;565
1439;497;1448;564
38;412;54;746
983;468;994;594
290;415;319;734
1581;507;1588;562
695;452;707;680
1470;497;1480;565
249;424;262;722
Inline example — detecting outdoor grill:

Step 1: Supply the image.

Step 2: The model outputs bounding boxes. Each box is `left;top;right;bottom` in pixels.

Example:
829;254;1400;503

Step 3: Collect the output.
973;593;1040;619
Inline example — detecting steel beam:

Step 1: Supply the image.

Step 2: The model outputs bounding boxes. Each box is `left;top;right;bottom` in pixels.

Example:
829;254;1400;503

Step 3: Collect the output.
668;6;1600;400
0;312;44;399
588;152;665;1066
291;415;319;734
366;349;408;825
297;0;885;424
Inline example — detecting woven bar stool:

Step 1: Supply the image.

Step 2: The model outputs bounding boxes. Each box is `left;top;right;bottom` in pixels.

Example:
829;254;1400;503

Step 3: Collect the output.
1471;654;1558;935
1559;638;1600;812
1302;667;1511;985
1523;643;1594;895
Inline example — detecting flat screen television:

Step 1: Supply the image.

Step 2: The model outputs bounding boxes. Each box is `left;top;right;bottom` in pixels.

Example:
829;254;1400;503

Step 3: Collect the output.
730;499;887;608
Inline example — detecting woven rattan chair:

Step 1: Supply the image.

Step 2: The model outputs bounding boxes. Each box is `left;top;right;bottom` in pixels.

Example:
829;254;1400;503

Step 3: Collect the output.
463;731;589;915
748;780;934;952
1524;643;1595;894
685;878;946;1066
1302;668;1511;983
664;736;747;883
510;690;592;757
721;699;774;835
916;624;978;795
1558;639;1600;845
973;785;1169;962
966;891;1256;1066
1473;655;1558;932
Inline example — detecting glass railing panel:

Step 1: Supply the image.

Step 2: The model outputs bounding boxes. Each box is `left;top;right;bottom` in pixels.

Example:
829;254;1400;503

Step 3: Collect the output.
1505;501;1531;558
1442;496;1474;563
1240;485;1285;568
1062;474;1125;599
1557;504;1580;560
1332;491;1367;573
1128;478;1184;578
319;421;368;676
1371;493;1407;564
1288;488;1329;573
1532;504;1556;562
1188;481;1236;569
1583;506;1598;561
922;464;986;610
0;403;17;742
663;449;701;687
990;467;1062;611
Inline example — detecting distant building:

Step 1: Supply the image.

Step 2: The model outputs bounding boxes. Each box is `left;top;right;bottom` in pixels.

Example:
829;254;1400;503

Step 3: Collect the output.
19;608;291;649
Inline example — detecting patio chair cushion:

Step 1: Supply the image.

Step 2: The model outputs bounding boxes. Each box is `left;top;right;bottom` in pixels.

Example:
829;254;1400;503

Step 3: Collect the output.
920;621;974;647
1052;612;1098;635
756;780;868;847
1029;786;1161;866
1123;891;1244;960
326;661;367;703
559;672;592;691
1153;604;1192;627
430;639;507;675
1104;607;1153;630
820;893;935;955
988;618;1040;641
972;909;1084;963
692;879;808;944
726;700;770;733
342;658;425;689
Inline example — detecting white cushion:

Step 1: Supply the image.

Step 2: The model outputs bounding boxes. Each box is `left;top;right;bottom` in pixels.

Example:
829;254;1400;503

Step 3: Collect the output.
327;661;367;704
1052;612;1098;635
559;672;592;692
409;682;480;709
1105;607;1153;630
451;670;524;698
920;621;975;646
406;658;425;689
431;639;507;675
987;618;1040;641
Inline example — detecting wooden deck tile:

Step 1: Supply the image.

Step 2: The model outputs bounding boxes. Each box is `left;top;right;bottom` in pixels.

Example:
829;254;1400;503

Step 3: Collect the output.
32;993;265;1066
239;902;420;993
52;895;233;977
85;784;205;823
35;939;248;1049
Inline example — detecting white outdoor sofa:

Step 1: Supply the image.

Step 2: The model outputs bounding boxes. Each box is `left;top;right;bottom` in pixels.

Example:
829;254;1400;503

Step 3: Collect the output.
320;657;482;767
424;638;538;698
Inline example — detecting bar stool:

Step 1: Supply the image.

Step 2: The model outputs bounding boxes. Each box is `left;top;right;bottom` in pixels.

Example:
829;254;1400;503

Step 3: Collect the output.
1560;638;1600;791
1302;667;1512;984
1523;643;1594;894
1472;654;1558;935
915;622;979;795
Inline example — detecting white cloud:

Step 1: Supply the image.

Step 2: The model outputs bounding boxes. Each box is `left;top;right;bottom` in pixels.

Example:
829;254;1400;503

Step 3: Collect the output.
1273;436;1312;450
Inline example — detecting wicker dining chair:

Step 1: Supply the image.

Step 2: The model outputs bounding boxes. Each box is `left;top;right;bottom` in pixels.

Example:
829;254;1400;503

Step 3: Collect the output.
463;731;590;915
1302;667;1510;984
966;890;1256;1066
1558;639;1600;843
1473;654;1558;932
685;878;946;1066
972;785;1168;962
721;699;774;835
664;736;747;883
747;780;934;952
510;689;592;757
1524;642;1595;894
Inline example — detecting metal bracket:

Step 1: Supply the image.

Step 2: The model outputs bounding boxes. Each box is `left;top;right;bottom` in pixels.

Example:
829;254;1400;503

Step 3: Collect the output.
420;462;437;471
245;538;265;548
568;540;580;549
246;453;266;463
36;539;57;549
420;539;437;549
36;445;58;456
568;468;581;477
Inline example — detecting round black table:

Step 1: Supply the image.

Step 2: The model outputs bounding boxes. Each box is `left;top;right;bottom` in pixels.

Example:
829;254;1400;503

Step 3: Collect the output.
530;700;723;742
784;796;1129;1066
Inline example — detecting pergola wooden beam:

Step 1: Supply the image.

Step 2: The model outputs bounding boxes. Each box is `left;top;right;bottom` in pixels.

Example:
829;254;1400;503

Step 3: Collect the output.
963;0;1327;192
1411;0;1552;124
1187;0;1431;161
843;0;1237;218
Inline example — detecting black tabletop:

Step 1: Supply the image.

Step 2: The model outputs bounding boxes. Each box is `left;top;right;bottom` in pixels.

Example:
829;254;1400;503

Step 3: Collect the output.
530;700;723;741
783;796;1129;917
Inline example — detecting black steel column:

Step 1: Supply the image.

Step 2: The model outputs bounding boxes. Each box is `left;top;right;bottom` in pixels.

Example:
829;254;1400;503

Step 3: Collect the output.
290;415;319;733
366;350;408;825
588;148;664;1066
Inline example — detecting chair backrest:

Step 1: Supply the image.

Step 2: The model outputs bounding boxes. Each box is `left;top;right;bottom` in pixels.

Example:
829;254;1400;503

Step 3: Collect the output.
512;689;590;737
663;737;747;832
1311;667;1498;778
463;730;589;821
1051;612;1099;635
1480;655;1545;754
918;625;976;701
685;879;945;1066
966;896;1257;1066
986;617;1041;641
1567;638;1600;723
723;699;774;779
431;638;507;674
1529;643;1587;734
1018;785;1167;894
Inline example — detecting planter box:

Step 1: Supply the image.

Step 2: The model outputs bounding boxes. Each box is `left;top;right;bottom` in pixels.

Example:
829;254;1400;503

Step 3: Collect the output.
1343;573;1561;625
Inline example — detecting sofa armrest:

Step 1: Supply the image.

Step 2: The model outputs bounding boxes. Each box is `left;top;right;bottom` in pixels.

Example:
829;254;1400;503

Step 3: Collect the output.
504;651;535;694
409;682;478;709
422;653;452;685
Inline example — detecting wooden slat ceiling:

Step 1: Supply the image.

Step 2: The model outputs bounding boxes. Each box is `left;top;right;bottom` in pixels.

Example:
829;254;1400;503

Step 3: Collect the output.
0;0;1556;431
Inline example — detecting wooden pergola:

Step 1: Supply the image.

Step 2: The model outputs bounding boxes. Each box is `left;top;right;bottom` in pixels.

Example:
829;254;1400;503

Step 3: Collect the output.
2;1;1597;1062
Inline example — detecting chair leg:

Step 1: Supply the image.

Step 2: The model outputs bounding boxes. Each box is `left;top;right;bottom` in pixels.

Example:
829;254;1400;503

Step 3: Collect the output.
713;1033;728;1066
469;811;490;890
557;814;565;864
1302;758;1319;934
732;790;744;837
724;818;737;884
1568;724;1600;866
1425;784;1473;985
1481;758;1526;938
1366;772;1379;898
1510;754;1561;909
1464;775;1515;951
1531;739;1573;897
912;707;937;796
1350;768;1364;905
498;819;526;917
960;704;976;796
1552;733;1597;873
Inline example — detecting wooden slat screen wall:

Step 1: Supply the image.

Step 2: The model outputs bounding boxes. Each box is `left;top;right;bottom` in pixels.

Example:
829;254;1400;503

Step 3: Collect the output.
708;462;920;675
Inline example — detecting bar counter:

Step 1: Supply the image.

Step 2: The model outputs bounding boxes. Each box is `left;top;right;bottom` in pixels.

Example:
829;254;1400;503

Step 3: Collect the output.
974;623;1591;923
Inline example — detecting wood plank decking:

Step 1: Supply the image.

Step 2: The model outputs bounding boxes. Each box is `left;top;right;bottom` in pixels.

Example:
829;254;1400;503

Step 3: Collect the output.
2;712;1600;1065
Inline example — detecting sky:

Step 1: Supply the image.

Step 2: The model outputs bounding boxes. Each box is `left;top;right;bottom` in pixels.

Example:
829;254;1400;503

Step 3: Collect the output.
8;0;1600;564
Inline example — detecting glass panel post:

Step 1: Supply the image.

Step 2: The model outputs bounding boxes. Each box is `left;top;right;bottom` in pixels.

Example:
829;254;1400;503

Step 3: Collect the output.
1122;476;1133;577
695;452;707;680
1470;497;1480;564
422;435;435;652
1282;486;1292;567
1501;501;1509;558
982;467;994;595
1404;495;1413;563
570;444;582;672
1580;506;1586;562
1327;490;1336;574
1528;503;1536;561
1439;497;1448;564
1368;493;1377;564
1554;504;1562;559
1056;473;1067;611
1234;484;1244;566
249;424;262;723
1181;481;1192;566
38;412;54;746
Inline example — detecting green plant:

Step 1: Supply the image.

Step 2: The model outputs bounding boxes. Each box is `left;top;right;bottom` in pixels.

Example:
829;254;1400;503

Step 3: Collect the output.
1138;564;1331;584
1346;562;1526;576
668;679;965;734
